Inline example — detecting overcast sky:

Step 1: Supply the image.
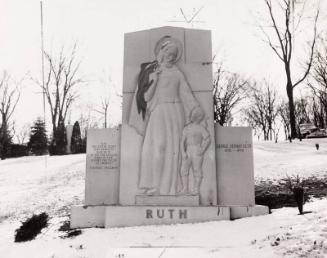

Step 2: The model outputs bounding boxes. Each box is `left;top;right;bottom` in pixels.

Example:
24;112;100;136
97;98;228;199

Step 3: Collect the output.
0;0;326;131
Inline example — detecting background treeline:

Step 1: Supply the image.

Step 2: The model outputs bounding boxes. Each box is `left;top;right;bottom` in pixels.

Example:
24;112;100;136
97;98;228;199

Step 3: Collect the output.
213;35;327;142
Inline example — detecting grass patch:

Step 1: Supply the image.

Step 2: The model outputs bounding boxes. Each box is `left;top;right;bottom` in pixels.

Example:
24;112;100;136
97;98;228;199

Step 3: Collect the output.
14;212;49;242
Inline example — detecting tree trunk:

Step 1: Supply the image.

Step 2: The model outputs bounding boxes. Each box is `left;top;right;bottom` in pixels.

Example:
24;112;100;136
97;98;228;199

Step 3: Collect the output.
287;82;297;139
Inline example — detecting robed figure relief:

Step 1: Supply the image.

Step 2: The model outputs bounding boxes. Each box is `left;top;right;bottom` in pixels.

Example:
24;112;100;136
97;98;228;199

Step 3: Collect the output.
129;36;204;196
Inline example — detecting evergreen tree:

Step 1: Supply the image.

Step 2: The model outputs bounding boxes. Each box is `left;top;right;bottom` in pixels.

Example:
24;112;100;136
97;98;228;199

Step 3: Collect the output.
71;121;82;154
28;118;48;155
0;126;12;159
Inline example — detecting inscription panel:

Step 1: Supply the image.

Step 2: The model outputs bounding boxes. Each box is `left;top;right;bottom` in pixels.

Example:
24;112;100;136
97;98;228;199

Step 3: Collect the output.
87;142;119;170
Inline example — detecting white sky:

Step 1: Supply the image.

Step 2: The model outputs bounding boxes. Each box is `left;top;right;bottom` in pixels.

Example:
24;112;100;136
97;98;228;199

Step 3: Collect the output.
0;0;326;131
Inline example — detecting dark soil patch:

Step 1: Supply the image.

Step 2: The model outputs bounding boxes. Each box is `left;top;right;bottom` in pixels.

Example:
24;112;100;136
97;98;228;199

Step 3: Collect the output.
15;212;49;242
59;220;82;238
255;175;327;212
58;220;70;232
65;229;82;238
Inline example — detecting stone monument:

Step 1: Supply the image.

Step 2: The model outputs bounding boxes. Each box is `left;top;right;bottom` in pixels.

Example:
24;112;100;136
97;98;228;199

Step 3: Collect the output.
71;26;268;228
65;124;73;154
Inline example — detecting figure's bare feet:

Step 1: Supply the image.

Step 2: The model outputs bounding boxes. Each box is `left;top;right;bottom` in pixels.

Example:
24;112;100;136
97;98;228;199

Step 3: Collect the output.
146;188;159;195
179;188;189;195
190;189;199;195
138;188;148;195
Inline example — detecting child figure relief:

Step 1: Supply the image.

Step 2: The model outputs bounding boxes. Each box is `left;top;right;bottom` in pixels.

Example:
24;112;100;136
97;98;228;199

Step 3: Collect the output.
180;106;211;195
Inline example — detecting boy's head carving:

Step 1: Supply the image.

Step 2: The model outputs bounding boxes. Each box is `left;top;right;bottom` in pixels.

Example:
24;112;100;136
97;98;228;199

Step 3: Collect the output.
190;106;205;123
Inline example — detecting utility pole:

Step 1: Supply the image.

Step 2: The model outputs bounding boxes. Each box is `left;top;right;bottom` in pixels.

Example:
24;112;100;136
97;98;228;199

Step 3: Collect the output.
40;1;47;167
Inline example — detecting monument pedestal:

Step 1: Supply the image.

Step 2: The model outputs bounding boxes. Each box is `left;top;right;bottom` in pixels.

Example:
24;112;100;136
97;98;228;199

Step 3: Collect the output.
71;204;269;228
105;205;229;227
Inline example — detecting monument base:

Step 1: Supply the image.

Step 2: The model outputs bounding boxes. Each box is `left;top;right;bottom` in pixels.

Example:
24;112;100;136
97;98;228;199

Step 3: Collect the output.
230;205;269;220
70;204;268;228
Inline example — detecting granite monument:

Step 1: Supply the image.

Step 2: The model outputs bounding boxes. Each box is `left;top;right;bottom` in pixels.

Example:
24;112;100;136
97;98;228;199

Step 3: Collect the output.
71;26;268;228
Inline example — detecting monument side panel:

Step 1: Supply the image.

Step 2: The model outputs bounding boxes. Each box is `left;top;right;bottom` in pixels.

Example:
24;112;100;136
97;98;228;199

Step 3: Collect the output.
215;126;255;206
85;128;120;205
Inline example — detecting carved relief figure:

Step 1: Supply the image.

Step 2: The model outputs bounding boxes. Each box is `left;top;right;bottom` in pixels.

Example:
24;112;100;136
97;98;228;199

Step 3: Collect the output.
129;36;201;195
180;107;211;195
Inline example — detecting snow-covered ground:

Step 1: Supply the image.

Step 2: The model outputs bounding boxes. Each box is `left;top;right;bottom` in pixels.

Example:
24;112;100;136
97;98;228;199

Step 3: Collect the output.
0;138;326;258
254;138;327;179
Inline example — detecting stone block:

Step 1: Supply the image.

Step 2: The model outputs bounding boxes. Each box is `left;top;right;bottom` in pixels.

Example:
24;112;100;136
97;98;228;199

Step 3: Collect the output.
135;195;199;206
85;128;120;205
105;206;230;228
124;30;150;66
230;205;269;220
65;124;74;154
119;124;142;205
215;126;255;206
70;205;106;228
185;28;212;63
122;65;139;94
122;92;134;124
178;63;213;92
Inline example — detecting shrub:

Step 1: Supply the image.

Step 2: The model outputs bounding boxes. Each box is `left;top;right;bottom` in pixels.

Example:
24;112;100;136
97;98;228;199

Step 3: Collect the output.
8;144;29;157
283;175;305;214
14;212;49;242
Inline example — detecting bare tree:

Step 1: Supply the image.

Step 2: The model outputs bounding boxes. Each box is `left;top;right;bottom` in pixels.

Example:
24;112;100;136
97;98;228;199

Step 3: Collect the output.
77;104;100;139
0;71;21;159
308;38;327;128
294;96;311;125
14;122;31;144
278;100;291;140
35;43;83;147
259;0;319;138
309;95;325;128
244;80;279;141
78;113;99;139
94;98;109;128
213;63;248;126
